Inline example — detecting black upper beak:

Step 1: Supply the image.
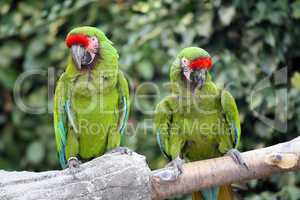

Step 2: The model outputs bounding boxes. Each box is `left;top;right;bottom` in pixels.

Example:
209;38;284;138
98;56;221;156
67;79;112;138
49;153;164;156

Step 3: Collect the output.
71;45;85;70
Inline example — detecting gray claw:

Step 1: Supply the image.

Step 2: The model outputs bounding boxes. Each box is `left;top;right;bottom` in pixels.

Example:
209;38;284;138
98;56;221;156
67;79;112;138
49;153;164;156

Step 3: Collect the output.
227;149;249;170
166;156;185;174
67;157;80;168
107;147;133;155
67;157;81;174
152;156;184;182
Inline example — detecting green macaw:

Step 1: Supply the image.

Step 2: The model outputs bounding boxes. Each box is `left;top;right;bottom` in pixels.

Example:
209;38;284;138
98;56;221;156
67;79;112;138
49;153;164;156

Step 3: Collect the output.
53;26;130;169
154;47;245;200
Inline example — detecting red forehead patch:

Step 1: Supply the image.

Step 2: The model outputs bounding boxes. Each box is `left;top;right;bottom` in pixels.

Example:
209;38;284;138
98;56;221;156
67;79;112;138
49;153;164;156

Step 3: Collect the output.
189;57;212;70
65;34;89;48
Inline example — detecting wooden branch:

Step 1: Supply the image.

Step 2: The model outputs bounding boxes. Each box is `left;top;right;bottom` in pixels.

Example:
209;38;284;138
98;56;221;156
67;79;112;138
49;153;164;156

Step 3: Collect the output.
151;136;300;199
0;153;152;200
0;137;299;200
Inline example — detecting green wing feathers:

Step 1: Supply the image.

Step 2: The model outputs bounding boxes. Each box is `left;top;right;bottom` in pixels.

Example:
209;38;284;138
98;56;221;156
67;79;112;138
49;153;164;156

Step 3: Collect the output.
53;74;68;168
154;96;183;161
221;90;241;149
117;71;130;136
154;98;172;161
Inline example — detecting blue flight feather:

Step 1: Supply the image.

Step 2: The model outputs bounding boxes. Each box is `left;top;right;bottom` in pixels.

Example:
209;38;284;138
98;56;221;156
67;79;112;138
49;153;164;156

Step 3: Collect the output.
156;131;172;161
119;96;128;135
201;187;220;200
57;104;68;168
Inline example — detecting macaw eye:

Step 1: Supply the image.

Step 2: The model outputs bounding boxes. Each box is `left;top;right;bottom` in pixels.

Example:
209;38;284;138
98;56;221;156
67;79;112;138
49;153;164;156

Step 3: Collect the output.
181;58;189;67
89;36;99;51
90;36;98;42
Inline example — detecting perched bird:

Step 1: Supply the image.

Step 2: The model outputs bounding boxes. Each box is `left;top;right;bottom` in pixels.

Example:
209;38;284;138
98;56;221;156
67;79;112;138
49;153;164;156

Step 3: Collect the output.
155;47;245;200
53;26;130;169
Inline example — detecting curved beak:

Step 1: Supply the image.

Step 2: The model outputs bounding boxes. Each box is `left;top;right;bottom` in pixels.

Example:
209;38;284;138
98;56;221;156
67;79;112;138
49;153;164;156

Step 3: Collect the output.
71;45;85;70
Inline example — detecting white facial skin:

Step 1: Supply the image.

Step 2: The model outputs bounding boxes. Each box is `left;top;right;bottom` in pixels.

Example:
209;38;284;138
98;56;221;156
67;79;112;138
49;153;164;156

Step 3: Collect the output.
181;57;192;81
86;36;99;64
87;36;99;52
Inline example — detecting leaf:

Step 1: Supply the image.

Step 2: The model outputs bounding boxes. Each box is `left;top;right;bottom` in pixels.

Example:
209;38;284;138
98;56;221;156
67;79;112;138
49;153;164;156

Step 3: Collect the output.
249;93;263;110
26;141;45;164
292;1;300;19
0;67;18;89
291;72;300;90
136;61;154;80
196;12;213;37
279;186;300;200
218;6;236;26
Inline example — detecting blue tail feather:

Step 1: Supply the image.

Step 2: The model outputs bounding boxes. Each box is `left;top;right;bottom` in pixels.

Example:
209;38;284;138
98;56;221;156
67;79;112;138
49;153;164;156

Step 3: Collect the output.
200;187;219;200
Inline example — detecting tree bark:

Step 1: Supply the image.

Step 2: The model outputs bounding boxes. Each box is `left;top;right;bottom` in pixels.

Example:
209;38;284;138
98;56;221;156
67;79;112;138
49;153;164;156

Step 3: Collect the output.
0;153;152;200
0;137;300;200
151;136;300;199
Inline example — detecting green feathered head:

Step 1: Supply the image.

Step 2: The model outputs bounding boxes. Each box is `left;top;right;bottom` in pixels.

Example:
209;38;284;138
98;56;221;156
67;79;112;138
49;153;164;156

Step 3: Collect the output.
170;47;212;92
65;26;118;73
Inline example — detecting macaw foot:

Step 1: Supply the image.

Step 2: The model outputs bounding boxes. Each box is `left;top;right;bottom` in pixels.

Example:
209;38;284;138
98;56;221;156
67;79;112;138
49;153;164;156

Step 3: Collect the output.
67;157;81;171
227;149;249;170
166;156;185;174
152;156;185;182
107;147;133;155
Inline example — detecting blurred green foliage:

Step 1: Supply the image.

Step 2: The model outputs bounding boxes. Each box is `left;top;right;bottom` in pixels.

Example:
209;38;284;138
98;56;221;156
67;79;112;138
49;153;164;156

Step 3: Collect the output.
0;0;300;199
